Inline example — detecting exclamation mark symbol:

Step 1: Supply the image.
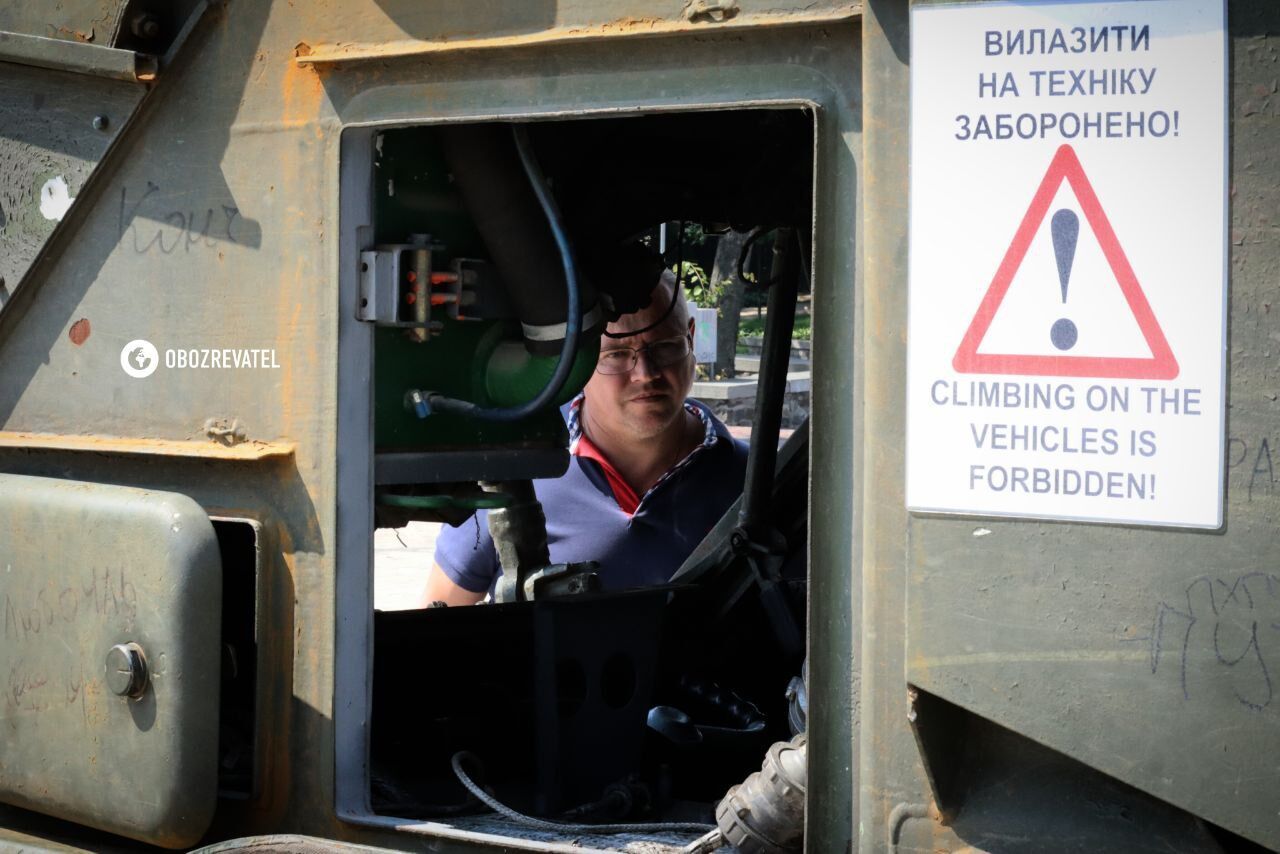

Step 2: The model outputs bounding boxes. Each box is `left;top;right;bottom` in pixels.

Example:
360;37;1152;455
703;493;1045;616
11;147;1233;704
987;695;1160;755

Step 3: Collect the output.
1050;209;1079;351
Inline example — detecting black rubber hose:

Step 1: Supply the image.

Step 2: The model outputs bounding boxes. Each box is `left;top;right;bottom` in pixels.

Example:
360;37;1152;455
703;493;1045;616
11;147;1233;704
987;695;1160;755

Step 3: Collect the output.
438;123;600;355
409;124;583;422
604;220;684;339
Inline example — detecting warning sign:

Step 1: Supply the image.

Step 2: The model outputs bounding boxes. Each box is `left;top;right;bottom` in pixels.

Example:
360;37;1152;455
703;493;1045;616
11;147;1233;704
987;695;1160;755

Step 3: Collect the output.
952;144;1179;381
907;0;1227;528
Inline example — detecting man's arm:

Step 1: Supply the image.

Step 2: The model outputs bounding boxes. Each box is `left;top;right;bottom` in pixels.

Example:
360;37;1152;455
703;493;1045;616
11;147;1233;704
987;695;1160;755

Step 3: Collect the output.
417;561;486;607
421;510;501;607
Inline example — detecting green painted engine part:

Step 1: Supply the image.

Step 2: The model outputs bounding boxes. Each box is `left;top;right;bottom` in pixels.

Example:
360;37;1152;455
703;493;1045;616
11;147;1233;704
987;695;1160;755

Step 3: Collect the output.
371;123;597;450
374;321;597;446
477;329;598;409
374;321;591;451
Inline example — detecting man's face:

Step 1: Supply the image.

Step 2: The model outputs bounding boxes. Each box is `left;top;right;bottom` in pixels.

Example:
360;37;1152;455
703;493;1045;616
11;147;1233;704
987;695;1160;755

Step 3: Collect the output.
583;291;695;443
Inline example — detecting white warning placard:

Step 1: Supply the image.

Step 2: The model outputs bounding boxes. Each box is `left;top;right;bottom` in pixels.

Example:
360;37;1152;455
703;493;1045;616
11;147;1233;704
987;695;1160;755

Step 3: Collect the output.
906;0;1227;528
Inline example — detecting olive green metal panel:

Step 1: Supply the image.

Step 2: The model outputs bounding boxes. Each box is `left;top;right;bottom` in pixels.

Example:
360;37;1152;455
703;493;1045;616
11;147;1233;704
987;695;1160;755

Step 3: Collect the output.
903;3;1280;850
858;1;949;851
0;1;863;849
805;22;862;854
0;474;221;848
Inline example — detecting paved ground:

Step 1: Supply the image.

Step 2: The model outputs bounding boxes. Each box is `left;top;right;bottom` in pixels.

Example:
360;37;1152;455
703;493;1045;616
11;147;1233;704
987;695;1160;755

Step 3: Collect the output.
373;521;441;611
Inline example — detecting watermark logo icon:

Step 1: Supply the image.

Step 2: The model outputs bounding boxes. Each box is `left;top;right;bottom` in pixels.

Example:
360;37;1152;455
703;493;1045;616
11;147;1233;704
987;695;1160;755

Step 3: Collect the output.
120;339;159;379
118;339;280;377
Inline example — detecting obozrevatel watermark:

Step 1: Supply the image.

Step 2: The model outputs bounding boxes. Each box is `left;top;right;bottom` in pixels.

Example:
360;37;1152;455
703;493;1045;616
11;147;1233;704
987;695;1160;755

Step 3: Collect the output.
119;339;280;379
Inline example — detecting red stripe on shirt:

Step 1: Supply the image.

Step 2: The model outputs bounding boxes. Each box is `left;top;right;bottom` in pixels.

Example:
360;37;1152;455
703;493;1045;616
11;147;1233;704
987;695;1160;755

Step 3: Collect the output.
573;431;640;515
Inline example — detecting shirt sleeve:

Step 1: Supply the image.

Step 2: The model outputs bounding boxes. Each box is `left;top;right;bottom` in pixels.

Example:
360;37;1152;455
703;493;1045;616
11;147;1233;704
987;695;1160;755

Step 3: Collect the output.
433;510;501;594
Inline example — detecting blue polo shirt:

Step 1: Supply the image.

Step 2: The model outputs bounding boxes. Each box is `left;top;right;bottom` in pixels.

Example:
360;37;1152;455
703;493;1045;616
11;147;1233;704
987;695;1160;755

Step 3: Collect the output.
434;397;748;595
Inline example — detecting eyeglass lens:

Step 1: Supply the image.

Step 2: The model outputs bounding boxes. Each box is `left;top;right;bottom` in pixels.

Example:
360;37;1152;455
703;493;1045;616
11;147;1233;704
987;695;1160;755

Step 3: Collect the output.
596;336;690;375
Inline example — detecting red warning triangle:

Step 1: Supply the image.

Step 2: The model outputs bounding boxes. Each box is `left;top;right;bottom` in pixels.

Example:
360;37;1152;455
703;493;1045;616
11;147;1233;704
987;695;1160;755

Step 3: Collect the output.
952;144;1178;380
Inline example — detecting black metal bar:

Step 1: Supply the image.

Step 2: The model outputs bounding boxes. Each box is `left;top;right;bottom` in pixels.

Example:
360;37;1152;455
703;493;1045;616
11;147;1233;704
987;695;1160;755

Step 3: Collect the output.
738;227;799;534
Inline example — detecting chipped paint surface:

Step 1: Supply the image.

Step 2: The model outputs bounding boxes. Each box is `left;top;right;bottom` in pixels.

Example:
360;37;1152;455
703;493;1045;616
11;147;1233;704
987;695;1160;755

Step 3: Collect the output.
0;431;295;459
295;5;861;65
37;176;74;221
67;318;90;345
0;61;144;299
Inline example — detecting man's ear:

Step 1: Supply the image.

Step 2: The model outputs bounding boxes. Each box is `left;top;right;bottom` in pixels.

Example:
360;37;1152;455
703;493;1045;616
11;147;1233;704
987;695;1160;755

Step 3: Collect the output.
687;316;696;339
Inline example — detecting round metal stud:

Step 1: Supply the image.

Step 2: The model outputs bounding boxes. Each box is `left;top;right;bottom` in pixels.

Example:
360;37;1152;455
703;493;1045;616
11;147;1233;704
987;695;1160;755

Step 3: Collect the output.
105;642;149;699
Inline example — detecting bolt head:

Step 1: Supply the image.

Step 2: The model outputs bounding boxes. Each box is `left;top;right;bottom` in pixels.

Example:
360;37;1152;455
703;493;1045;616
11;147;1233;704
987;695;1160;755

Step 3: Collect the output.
92;115;109;131
105;642;148;698
131;13;161;39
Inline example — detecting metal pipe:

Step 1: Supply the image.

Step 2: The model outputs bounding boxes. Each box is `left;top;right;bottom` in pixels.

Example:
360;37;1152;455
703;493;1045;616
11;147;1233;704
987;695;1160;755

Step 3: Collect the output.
737;228;799;534
437;122;600;355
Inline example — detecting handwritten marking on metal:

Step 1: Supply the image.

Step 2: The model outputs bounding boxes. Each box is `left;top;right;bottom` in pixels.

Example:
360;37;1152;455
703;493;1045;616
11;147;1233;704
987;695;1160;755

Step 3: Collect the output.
1126;572;1279;712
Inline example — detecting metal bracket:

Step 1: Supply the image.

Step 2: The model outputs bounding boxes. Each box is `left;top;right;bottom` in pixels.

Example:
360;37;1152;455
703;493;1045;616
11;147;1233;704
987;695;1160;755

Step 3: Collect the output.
357;246;426;327
522;561;601;601
357;237;455;341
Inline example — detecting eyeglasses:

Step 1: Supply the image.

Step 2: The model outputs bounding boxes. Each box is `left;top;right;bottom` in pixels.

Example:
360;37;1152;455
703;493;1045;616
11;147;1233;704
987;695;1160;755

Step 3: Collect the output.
595;335;692;375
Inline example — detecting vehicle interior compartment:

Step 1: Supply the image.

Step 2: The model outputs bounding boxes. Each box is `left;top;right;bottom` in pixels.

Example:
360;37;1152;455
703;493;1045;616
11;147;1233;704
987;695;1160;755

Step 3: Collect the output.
363;109;816;845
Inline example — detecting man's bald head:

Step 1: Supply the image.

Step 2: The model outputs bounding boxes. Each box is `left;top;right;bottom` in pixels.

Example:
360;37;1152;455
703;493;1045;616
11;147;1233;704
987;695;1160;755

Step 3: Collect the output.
605;269;690;340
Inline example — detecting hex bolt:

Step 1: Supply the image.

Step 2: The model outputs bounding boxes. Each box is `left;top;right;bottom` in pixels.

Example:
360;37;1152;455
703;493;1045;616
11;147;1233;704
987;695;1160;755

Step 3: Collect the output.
130;12;161;40
92;115;109;132
105;642;149;699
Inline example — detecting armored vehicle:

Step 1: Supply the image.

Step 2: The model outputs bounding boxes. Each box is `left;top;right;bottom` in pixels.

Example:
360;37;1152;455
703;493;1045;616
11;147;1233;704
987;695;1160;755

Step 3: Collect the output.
0;1;1275;852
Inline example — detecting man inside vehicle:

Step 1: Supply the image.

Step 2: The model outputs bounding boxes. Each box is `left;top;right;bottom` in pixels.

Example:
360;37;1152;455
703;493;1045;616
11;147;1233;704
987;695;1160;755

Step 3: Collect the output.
419;269;749;606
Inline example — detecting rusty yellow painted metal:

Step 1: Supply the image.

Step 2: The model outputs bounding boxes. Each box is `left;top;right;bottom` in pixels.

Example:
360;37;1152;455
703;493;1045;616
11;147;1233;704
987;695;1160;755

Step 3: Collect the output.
294;5;862;66
0;431;296;459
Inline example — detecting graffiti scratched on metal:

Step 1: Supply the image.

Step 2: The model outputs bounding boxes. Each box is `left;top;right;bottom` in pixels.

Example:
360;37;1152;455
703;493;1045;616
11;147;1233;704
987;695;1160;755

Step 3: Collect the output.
0;474;221;847
0;0;210;318
294;6;861;66
0;431;296;459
